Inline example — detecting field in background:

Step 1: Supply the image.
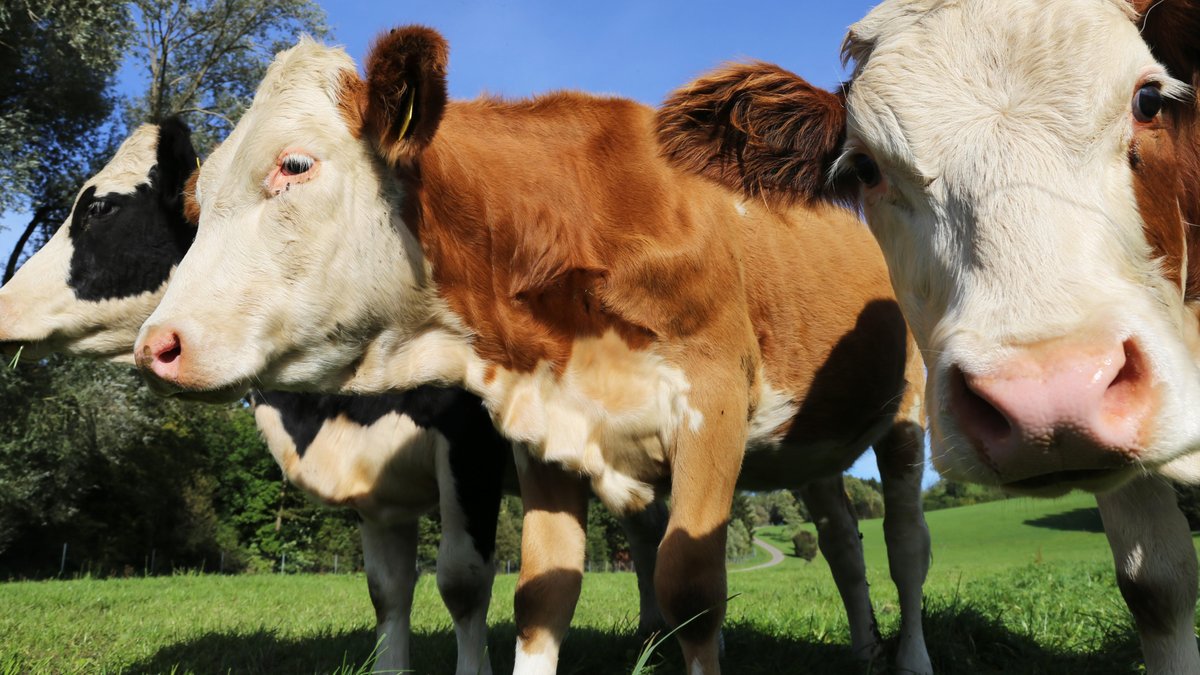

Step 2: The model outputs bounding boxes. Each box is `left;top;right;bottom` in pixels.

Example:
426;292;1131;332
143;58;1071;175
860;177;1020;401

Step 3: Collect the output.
3;491;1198;674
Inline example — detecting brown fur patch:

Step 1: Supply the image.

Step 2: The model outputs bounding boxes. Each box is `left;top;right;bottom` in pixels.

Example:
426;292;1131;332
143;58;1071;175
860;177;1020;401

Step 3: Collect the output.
1137;0;1200;299
656;62;852;205
1130;125;1186;289
182;170;201;226
362;26;449;170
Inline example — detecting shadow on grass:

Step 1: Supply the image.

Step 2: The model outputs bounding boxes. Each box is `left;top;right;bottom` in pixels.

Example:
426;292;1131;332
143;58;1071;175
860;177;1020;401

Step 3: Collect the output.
124;604;1145;674
1023;507;1105;533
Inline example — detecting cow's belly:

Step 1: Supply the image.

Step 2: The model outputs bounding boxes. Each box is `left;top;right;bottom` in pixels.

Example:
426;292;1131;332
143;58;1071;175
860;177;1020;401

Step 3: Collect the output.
257;406;441;519
481;331;692;514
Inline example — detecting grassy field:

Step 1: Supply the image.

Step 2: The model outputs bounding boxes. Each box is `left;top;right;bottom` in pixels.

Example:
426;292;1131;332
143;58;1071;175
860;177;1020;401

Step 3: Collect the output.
2;491;1198;674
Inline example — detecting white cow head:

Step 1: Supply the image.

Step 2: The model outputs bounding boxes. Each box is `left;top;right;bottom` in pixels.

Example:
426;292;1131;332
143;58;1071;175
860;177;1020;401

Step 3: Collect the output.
135;29;454;402
0;120;198;362
657;0;1200;494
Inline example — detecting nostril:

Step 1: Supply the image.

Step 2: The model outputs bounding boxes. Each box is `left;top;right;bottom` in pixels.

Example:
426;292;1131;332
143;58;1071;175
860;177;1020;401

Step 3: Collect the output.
156;336;182;365
1103;339;1149;411
948;365;1013;444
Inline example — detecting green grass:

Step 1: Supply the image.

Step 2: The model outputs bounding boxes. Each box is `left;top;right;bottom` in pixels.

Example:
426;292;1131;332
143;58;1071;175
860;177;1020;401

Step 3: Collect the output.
2;492;1197;674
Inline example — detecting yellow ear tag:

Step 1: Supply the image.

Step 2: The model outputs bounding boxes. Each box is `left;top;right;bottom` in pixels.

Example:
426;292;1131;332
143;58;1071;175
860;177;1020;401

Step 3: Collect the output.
195;157;201;170
396;84;416;140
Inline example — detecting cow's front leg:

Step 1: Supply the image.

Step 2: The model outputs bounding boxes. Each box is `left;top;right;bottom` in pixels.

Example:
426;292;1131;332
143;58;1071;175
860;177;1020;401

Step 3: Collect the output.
1096;475;1200;674
360;516;419;674
656;371;749;674
874;420;932;675
619;499;669;636
513;446;589;675
798;475;884;664
436;442;502;675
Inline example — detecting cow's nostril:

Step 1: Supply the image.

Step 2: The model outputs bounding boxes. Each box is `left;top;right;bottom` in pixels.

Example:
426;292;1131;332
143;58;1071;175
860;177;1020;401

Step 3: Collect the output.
157;339;182;365
949;364;1013;444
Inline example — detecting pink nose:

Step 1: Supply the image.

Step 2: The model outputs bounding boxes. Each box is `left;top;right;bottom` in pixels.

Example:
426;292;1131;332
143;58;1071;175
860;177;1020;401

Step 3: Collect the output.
136;327;184;385
948;339;1152;484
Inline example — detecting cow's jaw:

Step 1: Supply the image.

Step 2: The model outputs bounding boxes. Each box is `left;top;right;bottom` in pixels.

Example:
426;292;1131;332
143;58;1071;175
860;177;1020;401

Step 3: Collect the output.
843;0;1200;493
136;41;452;400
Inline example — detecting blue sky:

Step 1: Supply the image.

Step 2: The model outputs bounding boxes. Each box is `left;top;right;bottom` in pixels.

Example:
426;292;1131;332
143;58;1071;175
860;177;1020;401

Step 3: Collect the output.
1;0;939;486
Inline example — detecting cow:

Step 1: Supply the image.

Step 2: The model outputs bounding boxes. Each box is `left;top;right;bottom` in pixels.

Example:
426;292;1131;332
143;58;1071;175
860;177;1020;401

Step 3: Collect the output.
652;0;1200;671
0;116;927;672
128;29;934;674
0;120;669;674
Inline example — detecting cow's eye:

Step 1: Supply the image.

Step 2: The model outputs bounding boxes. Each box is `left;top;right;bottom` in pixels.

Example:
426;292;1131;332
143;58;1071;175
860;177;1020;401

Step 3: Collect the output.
88;199;116;218
1133;84;1163;123
851;153;882;188
280;154;314;176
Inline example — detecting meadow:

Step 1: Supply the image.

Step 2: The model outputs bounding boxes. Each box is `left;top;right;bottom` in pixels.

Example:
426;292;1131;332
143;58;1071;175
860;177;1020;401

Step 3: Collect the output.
2;491;1197;674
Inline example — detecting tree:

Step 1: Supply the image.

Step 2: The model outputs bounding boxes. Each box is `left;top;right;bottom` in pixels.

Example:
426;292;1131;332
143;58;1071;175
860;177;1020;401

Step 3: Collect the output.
792;530;818;562
726;519;752;561
494;497;523;569
0;0;130;280
844;476;885;520
125;0;329;153
922;479;1008;512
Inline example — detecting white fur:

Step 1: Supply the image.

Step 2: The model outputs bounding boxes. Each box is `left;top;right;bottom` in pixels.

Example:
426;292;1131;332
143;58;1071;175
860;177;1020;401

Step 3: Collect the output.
841;0;1200;487
0;124;167;361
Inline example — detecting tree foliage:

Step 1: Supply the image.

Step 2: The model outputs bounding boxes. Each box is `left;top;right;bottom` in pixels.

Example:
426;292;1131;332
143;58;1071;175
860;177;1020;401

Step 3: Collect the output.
922;479;1009;512
125;0;328;152
791;530;818;562
0;0;130;278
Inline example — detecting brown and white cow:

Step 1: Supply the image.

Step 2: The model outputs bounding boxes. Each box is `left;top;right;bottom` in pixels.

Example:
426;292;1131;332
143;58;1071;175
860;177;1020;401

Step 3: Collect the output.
655;0;1200;671
0;117;923;672
128;30;933;674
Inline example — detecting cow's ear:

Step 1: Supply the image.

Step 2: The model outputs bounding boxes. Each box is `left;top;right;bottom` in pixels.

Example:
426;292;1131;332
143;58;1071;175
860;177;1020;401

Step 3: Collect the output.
156;116;199;213
360;25;449;169
1135;0;1200;90
656;62;851;205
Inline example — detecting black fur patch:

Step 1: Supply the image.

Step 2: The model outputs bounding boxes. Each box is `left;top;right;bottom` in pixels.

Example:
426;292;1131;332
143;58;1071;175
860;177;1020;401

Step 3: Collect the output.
253;387;506;562
67;118;198;301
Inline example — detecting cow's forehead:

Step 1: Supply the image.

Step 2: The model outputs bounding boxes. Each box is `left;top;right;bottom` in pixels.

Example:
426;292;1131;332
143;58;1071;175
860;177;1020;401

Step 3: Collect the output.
844;0;1162;182
199;39;357;194
84;124;160;198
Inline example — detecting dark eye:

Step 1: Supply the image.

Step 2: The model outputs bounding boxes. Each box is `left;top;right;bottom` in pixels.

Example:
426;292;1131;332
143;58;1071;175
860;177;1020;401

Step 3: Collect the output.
87;199;116;218
1133;84;1163;123
280;154;314;176
852;153;882;188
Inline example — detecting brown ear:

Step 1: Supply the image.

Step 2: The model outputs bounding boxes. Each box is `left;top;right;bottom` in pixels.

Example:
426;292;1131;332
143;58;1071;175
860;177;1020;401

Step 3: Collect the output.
362;26;449;168
1135;0;1200;90
657;62;851;205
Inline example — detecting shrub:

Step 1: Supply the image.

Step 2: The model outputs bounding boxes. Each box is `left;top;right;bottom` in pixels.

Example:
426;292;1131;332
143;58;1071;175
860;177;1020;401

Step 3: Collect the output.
792;530;818;562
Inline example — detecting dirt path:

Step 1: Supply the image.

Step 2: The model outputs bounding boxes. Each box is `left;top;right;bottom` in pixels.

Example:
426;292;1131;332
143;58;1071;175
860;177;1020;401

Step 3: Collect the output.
729;536;786;573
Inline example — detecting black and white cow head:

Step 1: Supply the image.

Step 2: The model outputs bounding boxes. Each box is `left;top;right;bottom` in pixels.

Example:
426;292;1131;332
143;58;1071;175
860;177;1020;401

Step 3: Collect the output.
0;119;198;362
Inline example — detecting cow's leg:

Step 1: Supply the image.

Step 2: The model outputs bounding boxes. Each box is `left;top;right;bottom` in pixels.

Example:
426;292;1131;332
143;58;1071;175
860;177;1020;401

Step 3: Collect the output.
618;499;669;636
1096;475;1200;674
513;446;589;675
874;421;932;675
798;475;884;664
656;372;749;674
360;516;419;674
436;442;502;675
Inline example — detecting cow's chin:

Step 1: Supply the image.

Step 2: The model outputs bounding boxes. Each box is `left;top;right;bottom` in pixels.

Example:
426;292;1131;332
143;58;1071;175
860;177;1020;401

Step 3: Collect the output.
1000;467;1136;497
142;376;251;404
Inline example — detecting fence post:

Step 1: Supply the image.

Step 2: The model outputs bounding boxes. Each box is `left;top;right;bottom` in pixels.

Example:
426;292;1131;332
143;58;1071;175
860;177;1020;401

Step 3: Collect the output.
334;554;338;575
219;551;224;574
59;543;67;577
281;552;286;574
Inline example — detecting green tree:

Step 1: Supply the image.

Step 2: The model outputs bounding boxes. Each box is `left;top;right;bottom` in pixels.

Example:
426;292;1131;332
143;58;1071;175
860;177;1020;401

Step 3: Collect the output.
922;479;1008;512
726;519;752;561
494;496;523;569
844;476;885;520
1;0;129;280
791;530;818;562
125;0;329;153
